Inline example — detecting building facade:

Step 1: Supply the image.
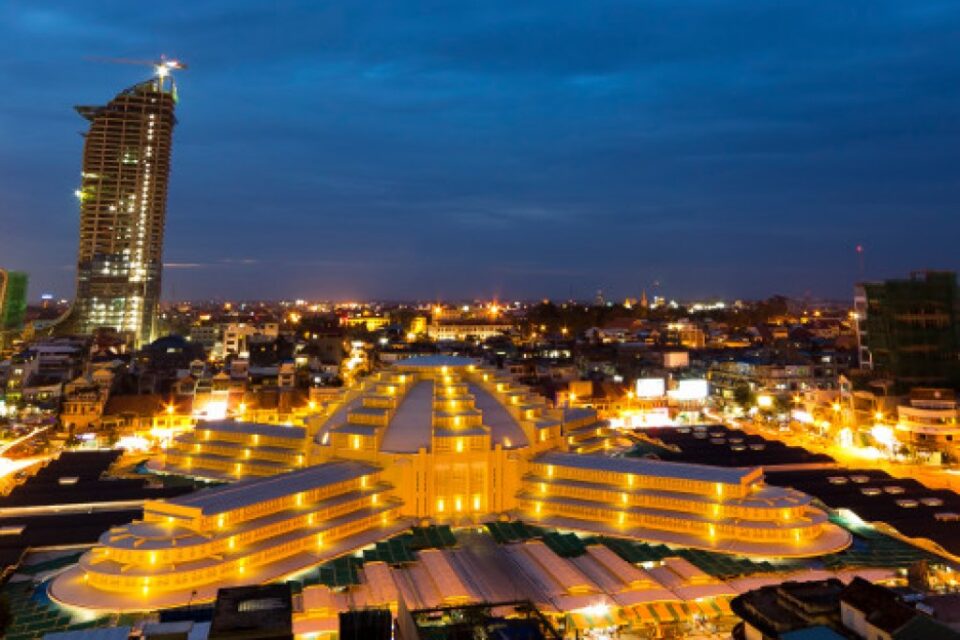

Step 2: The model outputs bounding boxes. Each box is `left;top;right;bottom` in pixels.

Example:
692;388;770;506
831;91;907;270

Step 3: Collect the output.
0;269;28;333
59;72;179;346
896;388;960;460
855;271;960;388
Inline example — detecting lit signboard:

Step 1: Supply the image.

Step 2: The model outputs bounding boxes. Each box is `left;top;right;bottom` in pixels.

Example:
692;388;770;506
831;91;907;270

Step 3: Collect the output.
668;379;709;401
635;378;666;398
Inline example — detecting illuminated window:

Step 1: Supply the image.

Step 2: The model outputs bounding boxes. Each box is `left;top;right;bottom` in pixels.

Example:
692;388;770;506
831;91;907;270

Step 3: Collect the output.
238;597;287;613
456;438;464;453
437;498;445;513
352;435;361;450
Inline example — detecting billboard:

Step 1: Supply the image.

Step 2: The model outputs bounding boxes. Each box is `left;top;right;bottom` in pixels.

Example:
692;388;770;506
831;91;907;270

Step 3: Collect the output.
635;378;666;398
668;379;709;401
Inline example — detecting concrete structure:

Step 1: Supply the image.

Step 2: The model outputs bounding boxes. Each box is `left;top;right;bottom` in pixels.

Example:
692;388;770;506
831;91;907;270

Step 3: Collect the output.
155;421;311;480
896;388;960;459
855;271;960;388
51;462;402;610
52;356;849;612
426;321;515;342
58;70;179;346
709;357;816;402
0;269;28;333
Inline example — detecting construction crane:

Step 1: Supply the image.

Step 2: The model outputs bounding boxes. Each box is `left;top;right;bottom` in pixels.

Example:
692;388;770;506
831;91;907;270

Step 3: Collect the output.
85;55;187;88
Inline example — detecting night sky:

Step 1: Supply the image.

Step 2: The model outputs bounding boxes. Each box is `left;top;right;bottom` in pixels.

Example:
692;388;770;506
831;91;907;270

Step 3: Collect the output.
2;1;959;302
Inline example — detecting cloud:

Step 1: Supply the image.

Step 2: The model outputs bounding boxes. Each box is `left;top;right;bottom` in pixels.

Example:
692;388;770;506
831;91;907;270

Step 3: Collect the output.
2;0;959;300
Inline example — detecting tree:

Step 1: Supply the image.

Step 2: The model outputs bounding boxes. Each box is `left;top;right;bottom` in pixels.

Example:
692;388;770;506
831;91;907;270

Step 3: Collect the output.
733;384;754;408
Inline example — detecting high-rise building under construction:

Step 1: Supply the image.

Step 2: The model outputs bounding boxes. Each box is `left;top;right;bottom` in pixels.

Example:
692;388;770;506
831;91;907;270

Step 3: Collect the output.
60;63;181;345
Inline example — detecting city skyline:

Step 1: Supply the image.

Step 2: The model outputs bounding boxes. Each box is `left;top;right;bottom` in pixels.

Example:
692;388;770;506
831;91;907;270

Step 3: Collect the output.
3;2;960;302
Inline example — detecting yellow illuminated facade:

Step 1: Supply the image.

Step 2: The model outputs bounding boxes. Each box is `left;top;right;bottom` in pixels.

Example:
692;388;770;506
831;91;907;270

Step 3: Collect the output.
52;356;849;612
52;463;402;611
153;421;310;480
341;315;390;331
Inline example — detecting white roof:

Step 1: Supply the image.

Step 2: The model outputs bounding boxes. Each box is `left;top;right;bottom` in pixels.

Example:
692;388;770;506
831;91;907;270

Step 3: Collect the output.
171;460;377;515
379;381;435;453
534;451;757;485
419;549;474;602
468;383;528;447
197;420;306;440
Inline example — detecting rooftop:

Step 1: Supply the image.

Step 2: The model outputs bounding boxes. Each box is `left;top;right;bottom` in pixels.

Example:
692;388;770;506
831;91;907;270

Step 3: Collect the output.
396;355;478;369
535;451;757;486
170;461;377;515
196;420;306;440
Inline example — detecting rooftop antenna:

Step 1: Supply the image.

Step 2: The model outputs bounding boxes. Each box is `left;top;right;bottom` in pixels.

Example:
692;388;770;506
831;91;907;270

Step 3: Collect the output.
856;244;865;279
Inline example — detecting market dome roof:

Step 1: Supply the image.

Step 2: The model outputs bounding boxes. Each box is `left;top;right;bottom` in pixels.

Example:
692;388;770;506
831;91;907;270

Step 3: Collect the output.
314;356;547;454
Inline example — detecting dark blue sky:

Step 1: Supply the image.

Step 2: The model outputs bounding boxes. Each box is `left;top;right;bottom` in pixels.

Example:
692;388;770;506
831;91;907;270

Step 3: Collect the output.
2;1;959;302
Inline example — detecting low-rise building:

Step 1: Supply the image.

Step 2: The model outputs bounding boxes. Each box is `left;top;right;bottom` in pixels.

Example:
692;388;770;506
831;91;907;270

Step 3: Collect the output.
60;369;114;431
427;321;515;342
709;354;816;403
896;388;960;459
